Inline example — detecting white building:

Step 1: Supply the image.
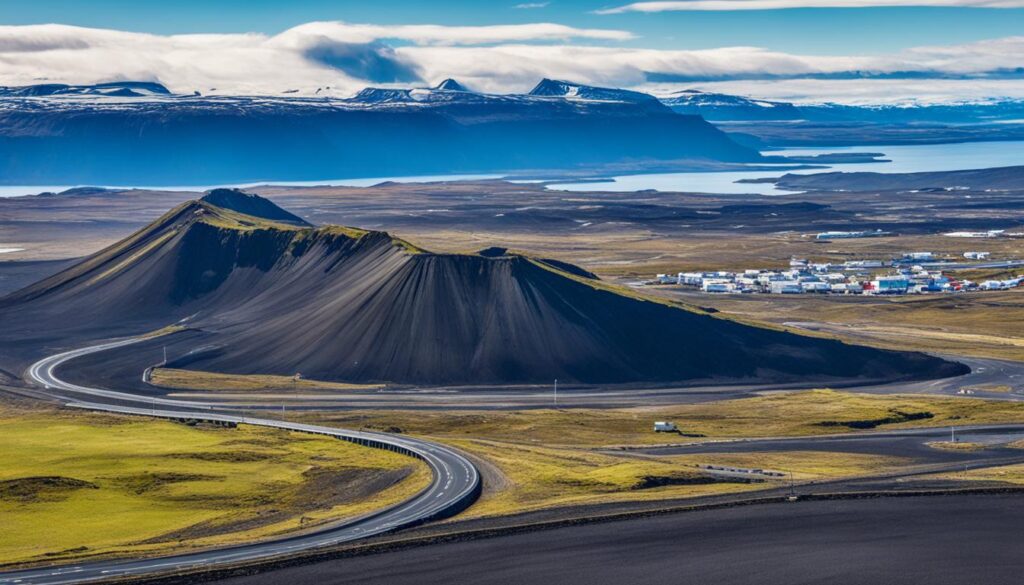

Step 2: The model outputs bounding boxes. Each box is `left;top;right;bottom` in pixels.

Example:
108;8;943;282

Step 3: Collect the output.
981;278;1023;290
680;272;705;286
871;276;910;294
770;281;803;294
844;260;884;269
702;279;736;293
801;282;832;293
945;230;1004;238
904;252;934;261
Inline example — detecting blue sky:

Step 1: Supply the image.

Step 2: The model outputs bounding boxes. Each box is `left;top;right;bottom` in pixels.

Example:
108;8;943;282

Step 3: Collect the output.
2;0;1023;103
4;0;1023;54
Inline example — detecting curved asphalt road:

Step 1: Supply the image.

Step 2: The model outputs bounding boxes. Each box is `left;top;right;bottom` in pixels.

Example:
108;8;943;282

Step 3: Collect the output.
630;424;1024;467
150;353;1024;410
6;334;1023;583
0;337;481;585
90;332;1024;410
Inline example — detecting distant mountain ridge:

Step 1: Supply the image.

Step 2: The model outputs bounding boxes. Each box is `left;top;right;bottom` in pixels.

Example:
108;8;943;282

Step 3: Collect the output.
434;78;470;92
660;88;1024;124
528;79;663;109
346;78;665;108
0;81;172;98
0;78;759;185
757;165;1024;192
662;90;803;121
5;79;1022;125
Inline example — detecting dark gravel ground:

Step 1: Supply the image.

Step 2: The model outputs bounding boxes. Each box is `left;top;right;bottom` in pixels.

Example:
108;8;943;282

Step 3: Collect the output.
209;493;1024;585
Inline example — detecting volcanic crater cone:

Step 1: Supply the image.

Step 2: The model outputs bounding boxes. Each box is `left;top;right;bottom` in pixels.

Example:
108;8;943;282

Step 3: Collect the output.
1;192;967;386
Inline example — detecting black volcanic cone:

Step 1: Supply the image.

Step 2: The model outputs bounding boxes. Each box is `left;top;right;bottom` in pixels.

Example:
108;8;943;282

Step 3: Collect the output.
201;189;310;226
0;197;968;386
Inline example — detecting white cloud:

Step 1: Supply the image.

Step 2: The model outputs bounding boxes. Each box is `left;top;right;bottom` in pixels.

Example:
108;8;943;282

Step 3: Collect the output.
269;21;632;46
0;22;633;95
640;78;1024;104
399;37;1024;93
597;0;1024;13
515;2;551;8
0;22;1021;103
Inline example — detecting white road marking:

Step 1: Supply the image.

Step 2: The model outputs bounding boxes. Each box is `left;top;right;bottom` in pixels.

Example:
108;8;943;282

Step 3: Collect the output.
4;337;481;585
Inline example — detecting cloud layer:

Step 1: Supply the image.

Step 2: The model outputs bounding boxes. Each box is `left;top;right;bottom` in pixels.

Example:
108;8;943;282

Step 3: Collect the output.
644;78;1024;104
597;0;1024;13
0;22;1022;103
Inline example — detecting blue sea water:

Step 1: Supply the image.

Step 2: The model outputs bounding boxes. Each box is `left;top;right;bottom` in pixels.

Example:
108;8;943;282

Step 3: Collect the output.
545;141;1024;195
2;141;1023;198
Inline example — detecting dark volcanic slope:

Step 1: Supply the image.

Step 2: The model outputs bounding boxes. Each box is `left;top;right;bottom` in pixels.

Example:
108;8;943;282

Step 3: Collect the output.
200;189;311;226
0;199;964;386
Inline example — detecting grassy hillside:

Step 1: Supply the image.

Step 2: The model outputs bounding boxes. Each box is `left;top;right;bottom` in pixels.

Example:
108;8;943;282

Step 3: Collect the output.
0;403;429;568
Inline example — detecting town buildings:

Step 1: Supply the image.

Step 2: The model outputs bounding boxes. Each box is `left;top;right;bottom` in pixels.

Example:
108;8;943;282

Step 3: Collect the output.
654;253;1023;296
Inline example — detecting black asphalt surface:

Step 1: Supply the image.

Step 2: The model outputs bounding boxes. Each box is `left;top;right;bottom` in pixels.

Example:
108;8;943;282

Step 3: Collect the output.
0;338;480;585
211;494;1024;585
54;343;1024;411
7;336;1024;584
634;425;1024;464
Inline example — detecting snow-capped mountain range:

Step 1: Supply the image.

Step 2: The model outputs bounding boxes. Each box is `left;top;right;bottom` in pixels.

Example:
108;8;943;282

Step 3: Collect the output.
661;89;803;121
661;88;1024;124
0;78;758;185
6;78;1021;123
3;77;1021;186
0;81;172;98
0;78;660;105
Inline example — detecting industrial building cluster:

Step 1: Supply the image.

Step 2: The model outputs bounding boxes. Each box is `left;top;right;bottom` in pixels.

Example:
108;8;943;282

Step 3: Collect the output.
655;252;1024;295
814;229;1024;240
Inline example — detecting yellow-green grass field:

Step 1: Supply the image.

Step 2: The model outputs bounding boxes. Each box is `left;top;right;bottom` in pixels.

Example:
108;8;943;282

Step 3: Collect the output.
150;368;383;392
309;390;1024;448
930;462;1024;484
0;404;429;568
925;441;988;451
666;288;1024;362
8;388;1024;563
302;389;1024;517
926;438;1024;482
449;440;904;518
